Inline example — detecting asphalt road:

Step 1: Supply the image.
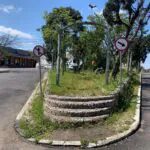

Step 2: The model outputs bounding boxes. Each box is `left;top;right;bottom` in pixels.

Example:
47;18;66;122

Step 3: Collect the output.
0;70;150;150
0;69;49;150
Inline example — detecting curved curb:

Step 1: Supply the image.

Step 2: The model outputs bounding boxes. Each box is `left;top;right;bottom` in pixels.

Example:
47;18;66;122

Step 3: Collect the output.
15;74;141;148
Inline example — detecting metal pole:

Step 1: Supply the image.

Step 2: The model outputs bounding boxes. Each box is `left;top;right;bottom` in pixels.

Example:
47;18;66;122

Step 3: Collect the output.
120;51;122;85
56;31;61;86
39;57;43;98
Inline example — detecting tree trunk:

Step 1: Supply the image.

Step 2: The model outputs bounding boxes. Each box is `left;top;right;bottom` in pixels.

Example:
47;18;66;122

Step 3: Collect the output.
56;32;61;86
62;49;66;76
105;48;110;84
52;50;54;70
127;48;130;72
129;50;133;71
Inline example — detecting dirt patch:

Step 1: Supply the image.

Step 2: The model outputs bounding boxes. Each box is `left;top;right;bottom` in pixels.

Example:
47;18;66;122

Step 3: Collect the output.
50;124;115;141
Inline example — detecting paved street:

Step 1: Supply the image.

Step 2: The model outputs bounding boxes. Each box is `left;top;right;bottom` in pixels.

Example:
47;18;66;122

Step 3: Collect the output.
0;69;49;150
0;70;150;150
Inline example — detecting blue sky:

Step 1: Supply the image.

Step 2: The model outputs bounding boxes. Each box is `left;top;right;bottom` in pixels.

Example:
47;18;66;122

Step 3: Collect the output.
0;0;149;68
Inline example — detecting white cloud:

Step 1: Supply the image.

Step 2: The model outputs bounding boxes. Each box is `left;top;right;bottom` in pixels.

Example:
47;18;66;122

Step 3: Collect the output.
0;4;23;13
0;25;33;39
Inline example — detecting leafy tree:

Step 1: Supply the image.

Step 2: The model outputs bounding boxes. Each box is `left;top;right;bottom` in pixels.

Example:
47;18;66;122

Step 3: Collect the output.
78;15;105;70
131;34;150;69
42;7;84;61
42;7;84;85
91;13;127;83
103;0;150;79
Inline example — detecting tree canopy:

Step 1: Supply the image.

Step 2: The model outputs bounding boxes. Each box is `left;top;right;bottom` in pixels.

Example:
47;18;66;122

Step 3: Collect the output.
42;7;84;62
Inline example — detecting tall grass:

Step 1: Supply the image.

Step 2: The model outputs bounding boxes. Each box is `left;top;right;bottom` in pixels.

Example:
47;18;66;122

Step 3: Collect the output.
49;70;128;96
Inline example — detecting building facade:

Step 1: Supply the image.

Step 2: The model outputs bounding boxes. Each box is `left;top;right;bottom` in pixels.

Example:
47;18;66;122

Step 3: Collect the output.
0;47;36;68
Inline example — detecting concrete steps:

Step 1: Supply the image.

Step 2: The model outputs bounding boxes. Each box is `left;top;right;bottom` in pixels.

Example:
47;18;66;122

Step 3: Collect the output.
46;99;115;109
47;114;109;123
45;105;110;117
47;95;114;102
44;95;116;123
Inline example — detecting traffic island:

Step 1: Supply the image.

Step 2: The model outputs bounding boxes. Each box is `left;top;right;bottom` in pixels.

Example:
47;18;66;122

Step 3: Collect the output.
15;72;141;148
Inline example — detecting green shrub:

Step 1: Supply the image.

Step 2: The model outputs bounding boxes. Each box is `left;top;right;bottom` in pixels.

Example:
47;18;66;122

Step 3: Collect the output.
116;73;139;111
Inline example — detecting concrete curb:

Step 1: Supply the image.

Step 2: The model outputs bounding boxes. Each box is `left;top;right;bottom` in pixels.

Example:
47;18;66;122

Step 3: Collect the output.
0;69;10;73
15;73;141;148
16;72;48;121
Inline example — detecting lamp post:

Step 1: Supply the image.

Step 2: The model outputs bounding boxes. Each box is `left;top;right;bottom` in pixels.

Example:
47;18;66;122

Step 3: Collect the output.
89;3;97;31
89;3;97;16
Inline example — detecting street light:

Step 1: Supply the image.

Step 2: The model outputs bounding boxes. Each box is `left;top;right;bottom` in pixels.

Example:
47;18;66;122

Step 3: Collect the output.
89;3;97;15
89;3;97;31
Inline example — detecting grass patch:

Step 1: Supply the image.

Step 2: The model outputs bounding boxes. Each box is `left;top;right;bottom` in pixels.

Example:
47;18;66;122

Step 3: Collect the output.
49;70;128;96
104;98;137;132
80;139;89;148
19;96;92;139
19;71;140;141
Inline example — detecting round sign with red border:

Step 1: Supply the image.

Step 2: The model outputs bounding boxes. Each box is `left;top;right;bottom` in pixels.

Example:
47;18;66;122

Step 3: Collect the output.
33;45;44;57
114;37;129;52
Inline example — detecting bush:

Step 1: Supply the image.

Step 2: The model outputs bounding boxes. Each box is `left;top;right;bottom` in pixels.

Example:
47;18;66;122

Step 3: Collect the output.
116;73;138;111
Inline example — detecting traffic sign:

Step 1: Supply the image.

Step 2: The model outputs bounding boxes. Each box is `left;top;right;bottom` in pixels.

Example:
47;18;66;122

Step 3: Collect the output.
33;45;44;57
33;45;44;100
114;37;129;51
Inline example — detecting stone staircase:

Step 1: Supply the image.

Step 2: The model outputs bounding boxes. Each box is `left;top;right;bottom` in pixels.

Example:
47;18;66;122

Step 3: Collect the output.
44;95;116;123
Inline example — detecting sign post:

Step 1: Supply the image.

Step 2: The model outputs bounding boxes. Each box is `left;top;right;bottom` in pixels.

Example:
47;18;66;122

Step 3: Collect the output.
119;51;123;84
33;45;44;99
114;37;129;85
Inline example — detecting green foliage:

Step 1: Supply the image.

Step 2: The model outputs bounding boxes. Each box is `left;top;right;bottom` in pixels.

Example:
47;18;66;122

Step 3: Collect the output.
80;139;89;148
19;96;93;138
103;0;150;78
19;96;59;138
49;70;128;96
42;7;84;63
116;73;139;111
132;34;150;67
103;0;149;32
78;15;106;70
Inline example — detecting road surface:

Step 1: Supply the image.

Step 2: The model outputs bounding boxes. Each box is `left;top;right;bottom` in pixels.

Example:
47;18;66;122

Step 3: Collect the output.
0;69;49;150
